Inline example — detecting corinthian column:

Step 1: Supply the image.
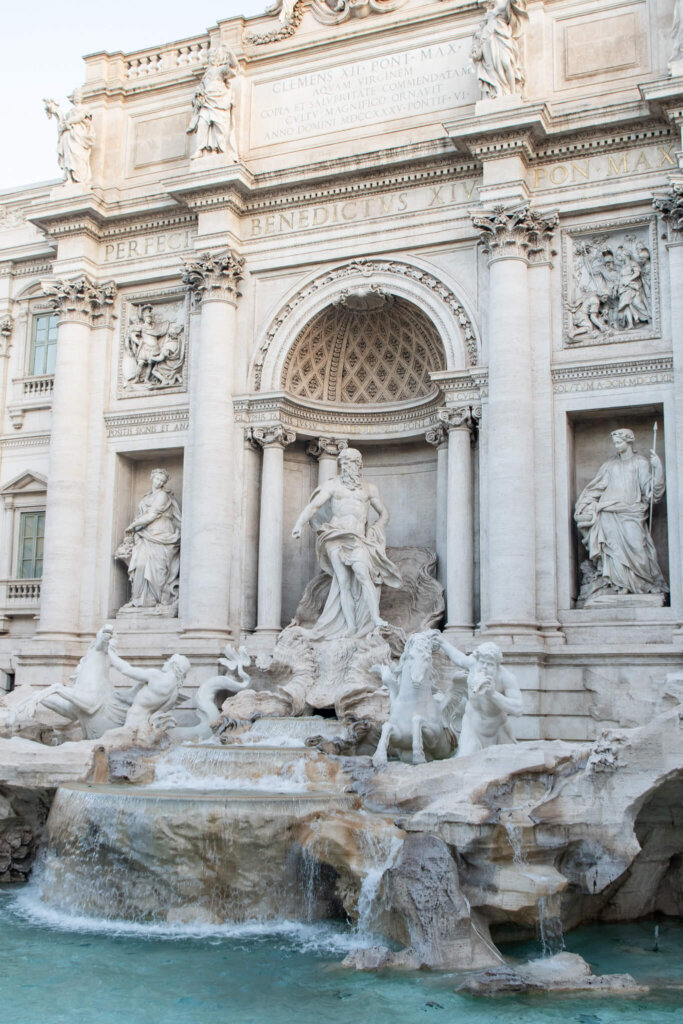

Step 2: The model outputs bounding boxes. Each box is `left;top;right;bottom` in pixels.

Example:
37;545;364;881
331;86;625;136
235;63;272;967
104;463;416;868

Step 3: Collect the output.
425;424;448;587
180;249;244;638
437;408;478;632
654;184;683;624
307;437;347;486
253;425;296;639
38;276;116;637
471;205;557;637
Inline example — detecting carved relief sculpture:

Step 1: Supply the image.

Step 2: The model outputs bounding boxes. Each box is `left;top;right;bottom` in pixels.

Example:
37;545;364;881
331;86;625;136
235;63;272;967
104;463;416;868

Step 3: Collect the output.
187;49;239;161
123;304;185;391
471;0;528;100
566;229;653;344
574;428;667;604
115;468;182;615
291;447;402;637
44;90;95;187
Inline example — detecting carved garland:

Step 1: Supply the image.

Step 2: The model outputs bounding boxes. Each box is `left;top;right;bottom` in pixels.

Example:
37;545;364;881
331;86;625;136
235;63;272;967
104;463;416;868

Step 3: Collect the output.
254;258;478;390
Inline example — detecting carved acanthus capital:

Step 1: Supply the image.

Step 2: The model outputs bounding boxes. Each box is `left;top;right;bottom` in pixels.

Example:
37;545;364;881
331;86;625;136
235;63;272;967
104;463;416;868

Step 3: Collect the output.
425;424;448;448
250;424;296;450
438;406;476;433
653;183;683;239
307;437;348;460
181;249;244;305
40;276;117;325
0;314;13;356
471;204;558;262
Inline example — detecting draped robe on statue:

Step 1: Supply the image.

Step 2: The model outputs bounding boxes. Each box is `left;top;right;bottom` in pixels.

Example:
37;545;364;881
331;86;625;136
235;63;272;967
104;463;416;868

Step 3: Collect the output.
309;493;402;638
127;488;182;608
575;452;667;595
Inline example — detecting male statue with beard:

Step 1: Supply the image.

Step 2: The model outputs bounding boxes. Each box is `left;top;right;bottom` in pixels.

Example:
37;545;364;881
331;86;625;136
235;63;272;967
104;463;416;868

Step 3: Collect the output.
292;447;401;638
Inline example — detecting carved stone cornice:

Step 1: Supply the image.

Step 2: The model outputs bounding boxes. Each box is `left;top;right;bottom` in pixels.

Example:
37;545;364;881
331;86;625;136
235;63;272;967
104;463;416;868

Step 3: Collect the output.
307;437;348;460
471;204;558;262
249;424;297;450
0;314;13;357
425;424;448;448
181;248;244;305
653;183;683;240
40;275;117;325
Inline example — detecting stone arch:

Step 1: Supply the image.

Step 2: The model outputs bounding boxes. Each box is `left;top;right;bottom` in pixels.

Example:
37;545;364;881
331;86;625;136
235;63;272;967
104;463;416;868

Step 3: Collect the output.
252;258;479;393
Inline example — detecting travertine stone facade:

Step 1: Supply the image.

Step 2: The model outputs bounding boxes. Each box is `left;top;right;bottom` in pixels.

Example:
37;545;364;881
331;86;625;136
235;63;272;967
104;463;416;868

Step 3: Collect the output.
1;0;682;741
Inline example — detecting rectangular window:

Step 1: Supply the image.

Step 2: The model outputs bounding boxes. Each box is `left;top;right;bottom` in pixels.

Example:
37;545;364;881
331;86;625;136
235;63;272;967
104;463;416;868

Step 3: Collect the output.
17;511;45;579
29;314;58;376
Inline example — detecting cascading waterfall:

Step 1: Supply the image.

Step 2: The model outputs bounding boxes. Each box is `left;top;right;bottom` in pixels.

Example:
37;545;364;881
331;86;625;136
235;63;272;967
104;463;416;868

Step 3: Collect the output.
502;813;565;956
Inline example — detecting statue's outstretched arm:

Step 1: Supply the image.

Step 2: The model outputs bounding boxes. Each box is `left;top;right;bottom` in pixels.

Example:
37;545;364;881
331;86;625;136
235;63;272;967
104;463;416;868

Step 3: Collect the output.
436;635;472;671
108;649;150;684
292;482;332;537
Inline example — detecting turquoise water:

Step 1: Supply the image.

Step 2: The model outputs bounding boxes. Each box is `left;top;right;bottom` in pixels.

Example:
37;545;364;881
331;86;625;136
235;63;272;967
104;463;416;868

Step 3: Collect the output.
2;888;682;1024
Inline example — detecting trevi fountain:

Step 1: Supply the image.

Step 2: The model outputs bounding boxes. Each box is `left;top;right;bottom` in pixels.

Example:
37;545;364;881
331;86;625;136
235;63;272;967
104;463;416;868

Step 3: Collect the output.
1;1;683;1021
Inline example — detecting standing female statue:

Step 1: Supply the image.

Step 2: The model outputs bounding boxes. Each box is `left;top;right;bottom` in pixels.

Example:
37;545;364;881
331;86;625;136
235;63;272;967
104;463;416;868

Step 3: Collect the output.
44;90;95;187
471;0;529;100
116;468;182;613
187;49;239;160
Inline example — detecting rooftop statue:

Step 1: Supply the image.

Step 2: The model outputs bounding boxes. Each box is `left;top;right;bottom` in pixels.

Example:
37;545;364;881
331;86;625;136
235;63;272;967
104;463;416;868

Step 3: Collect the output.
44;90;95;187
575;428;667;602
671;0;683;63
292;447;402;638
471;0;529;100
187;49;239;161
115;468;181;614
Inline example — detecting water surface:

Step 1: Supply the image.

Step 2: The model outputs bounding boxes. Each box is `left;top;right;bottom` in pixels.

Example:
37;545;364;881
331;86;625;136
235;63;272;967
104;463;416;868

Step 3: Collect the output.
2;889;681;1024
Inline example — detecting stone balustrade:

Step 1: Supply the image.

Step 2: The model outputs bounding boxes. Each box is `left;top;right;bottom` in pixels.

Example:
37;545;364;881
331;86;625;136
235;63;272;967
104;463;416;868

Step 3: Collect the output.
124;39;210;80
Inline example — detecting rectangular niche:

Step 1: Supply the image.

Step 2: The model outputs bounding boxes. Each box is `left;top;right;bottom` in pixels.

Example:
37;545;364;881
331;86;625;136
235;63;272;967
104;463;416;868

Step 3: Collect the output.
561;217;659;349
110;449;184;617
568;406;668;608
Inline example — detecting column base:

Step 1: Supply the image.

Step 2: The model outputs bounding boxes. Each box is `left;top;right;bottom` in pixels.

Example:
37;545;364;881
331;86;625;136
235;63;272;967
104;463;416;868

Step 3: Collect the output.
180;626;235;645
245;628;282;654
476;621;544;652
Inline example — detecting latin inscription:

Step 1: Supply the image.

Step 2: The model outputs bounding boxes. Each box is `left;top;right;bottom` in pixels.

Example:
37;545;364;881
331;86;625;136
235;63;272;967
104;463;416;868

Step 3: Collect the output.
250;40;476;147
249;180;480;238
532;144;675;190
102;229;195;263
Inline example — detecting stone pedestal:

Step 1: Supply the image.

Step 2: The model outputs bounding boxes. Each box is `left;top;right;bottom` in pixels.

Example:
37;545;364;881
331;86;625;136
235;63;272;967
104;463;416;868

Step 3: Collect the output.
180;250;244;639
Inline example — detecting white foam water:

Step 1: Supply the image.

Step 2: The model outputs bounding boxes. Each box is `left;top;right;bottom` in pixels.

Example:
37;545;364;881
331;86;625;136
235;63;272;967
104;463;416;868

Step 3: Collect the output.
151;754;312;793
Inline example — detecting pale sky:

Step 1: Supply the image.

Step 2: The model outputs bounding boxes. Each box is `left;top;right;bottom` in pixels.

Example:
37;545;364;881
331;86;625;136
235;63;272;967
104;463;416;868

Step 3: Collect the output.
0;1;266;192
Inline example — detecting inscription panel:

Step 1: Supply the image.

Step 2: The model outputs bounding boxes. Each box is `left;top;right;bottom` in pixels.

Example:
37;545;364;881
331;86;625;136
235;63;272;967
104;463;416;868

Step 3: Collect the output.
250;39;476;148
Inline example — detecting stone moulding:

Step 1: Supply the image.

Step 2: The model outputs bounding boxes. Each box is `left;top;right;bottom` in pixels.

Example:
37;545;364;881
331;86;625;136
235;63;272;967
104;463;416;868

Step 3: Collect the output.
561;216;660;348
104;407;189;438
234;390;447;441
551;356;673;394
252;258;480;392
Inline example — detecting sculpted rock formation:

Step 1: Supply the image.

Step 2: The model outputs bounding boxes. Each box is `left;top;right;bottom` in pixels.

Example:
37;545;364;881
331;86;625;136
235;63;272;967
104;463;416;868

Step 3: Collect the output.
115;468;182;615
575;427;667;603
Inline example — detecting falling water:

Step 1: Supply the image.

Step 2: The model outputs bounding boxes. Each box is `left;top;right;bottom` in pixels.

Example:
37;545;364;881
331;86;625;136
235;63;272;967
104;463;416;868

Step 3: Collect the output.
502;813;565;957
354;827;403;940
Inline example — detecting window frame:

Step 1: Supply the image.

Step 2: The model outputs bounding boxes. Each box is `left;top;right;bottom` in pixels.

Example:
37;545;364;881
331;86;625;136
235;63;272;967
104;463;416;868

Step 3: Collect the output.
16;509;45;580
28;311;58;377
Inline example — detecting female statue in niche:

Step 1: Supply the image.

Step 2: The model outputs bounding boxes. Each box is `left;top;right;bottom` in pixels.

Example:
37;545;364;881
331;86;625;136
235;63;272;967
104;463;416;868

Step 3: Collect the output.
471;0;528;100
574;428;667;602
187;49;239;160
116;468;182;614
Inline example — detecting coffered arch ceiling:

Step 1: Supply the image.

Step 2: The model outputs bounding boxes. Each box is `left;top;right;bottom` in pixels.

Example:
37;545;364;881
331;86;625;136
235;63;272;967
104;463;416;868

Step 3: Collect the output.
281;296;445;405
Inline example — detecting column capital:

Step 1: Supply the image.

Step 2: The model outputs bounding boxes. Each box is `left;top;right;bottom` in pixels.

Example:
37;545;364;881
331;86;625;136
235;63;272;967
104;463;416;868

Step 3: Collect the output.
471;204;558;262
40;275;117;325
306;437;348;460
250;424;296;449
181;248;244;305
438;406;477;433
425;424;448;448
653;182;683;241
0;314;13;357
